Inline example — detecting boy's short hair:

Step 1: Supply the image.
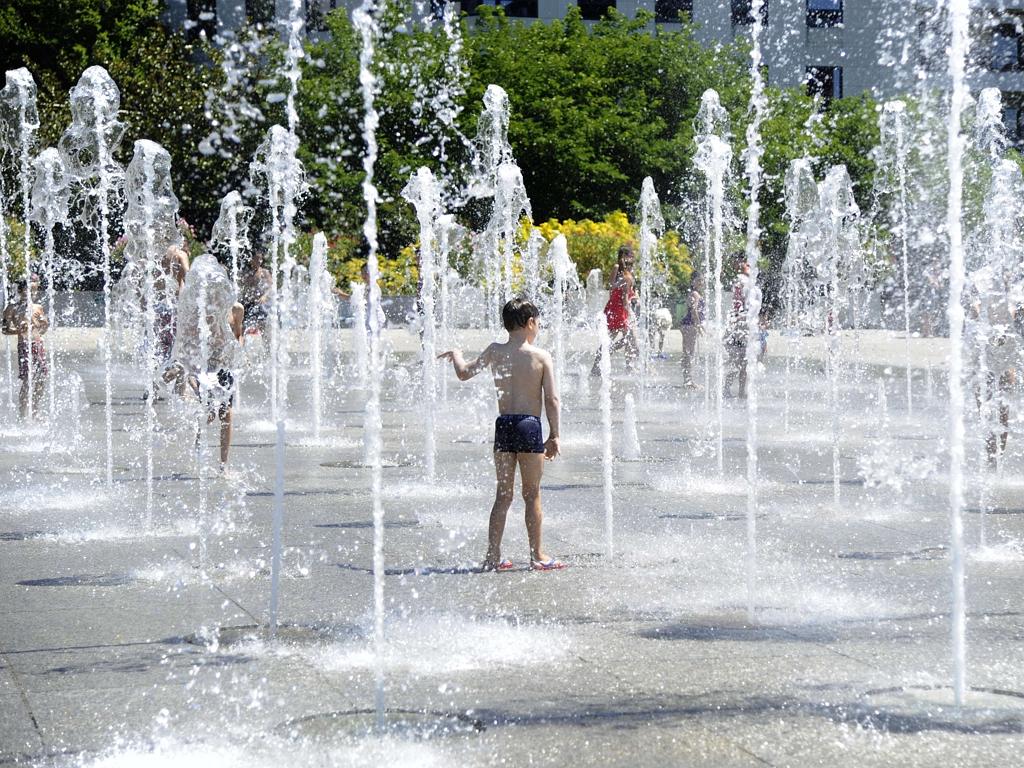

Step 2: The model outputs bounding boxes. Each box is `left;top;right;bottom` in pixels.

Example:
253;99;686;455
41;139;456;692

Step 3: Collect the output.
502;296;540;331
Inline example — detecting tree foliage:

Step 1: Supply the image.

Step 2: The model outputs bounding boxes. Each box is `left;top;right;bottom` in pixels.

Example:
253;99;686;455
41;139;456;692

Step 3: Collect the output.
5;0;886;299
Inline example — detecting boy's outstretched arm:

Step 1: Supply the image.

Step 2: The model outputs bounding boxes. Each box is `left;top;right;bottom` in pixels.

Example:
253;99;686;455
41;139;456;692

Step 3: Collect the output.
438;345;492;381
542;351;560;459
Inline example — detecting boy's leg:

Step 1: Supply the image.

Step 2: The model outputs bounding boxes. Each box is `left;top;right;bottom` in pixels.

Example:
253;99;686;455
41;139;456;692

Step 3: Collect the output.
485;451;517;567
518;452;548;562
35;369;46;413
219;406;233;467
18;379;27;420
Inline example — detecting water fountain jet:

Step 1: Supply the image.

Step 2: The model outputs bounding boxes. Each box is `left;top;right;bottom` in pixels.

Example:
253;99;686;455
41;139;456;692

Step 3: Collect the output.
58;66;124;485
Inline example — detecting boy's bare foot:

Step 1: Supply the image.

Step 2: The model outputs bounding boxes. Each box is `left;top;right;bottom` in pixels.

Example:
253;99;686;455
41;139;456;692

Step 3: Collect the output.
530;557;566;571
481;559;513;572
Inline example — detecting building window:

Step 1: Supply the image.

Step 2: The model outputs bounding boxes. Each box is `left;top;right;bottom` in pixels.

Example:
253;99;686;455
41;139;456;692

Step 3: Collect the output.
731;0;767;27
578;0;615;20
915;6;946;71
655;0;693;23
1005;93;1024;145
245;0;276;25
990;24;1024;71
462;0;539;16
186;0;217;40
806;65;842;103
428;0;448;20
307;0;328;31
806;0;841;27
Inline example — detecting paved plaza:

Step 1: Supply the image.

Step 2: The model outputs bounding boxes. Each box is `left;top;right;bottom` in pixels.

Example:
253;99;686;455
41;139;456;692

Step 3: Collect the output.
1;328;1023;766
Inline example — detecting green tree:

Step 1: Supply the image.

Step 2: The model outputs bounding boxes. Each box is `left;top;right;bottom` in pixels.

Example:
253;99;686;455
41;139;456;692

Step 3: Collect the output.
464;7;749;222
298;3;469;260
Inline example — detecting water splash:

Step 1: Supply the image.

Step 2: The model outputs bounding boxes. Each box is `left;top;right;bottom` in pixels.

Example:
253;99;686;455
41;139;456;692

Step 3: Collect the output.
122;140;182;529
636;177;664;402
945;0;970;706
782;157;818;431
1;68;39;420
741;0;768;620
693;96;733;475
29;148;69;424
210;190;252;292
58;66;125;486
548;233;576;393
308;232;331;440
622;392;641;461
401;167;441;481
598;315;614;558
353;0;387;730
878;100;914;414
467;84;513;199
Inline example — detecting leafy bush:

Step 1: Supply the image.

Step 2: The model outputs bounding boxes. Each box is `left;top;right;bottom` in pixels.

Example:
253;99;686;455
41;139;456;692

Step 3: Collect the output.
533;211;692;290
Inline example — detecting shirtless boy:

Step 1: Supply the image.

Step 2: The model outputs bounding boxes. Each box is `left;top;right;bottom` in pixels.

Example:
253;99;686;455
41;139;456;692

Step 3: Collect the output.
162;256;245;472
2;276;49;420
439;297;565;572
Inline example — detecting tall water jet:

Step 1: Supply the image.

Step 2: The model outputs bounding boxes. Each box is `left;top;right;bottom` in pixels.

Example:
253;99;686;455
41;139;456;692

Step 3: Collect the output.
210;190;253;292
598;316;613;559
402;167;441;481
250;124;305;638
468;86;518;329
122;140;182;529
274;0;305;338
485;162;531;322
437;214;459;403
195;261;212;566
353;0;387;729
308;233;329;440
59;66;124;485
693;98;733;475
29;149;69;424
1;69;39;419
945;0;969;706
249;124;306;424
741;0;768;620
524;227;544;303
782;158;819;432
976;159;1024;545
282;0;304;136
548;234;575;392
0;136;10;408
350;282;369;389
879;101;914;414
636;178;664;402
432;3;468;191
467;84;513;199
622;393;641;461
815;166;860;507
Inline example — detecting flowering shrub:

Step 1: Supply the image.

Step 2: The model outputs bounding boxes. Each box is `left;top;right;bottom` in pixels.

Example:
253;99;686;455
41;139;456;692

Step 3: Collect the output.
532;211;692;291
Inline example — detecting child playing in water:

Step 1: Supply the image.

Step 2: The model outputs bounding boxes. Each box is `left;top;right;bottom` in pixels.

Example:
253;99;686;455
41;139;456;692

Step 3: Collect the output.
162;255;244;473
438;297;565;572
2;276;49;420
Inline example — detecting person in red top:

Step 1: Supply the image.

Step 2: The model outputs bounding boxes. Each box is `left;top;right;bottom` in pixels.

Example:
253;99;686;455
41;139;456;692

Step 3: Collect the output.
592;244;639;375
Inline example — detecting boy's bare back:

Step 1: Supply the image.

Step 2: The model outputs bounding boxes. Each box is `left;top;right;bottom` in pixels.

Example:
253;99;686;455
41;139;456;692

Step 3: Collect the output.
480;340;554;417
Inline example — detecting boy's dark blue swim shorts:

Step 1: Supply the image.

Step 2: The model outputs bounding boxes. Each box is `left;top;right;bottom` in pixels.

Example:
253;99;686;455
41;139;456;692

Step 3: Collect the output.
493;414;545;453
